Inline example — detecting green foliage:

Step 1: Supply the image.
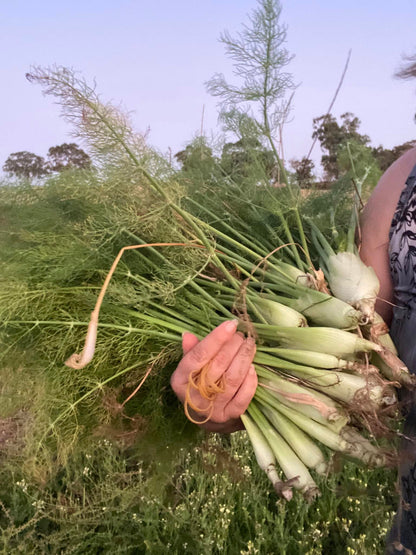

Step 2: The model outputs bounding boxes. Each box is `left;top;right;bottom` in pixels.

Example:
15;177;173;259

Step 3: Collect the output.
206;0;295;183
2;151;49;180
372;140;416;172
302;133;383;254
0;433;397;554
0;163;210;477
312;113;370;182
26;66;171;179
0;64;401;553
47;143;92;172
206;0;294;124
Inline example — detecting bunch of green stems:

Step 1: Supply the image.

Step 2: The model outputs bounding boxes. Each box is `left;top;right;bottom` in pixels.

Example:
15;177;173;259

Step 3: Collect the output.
62;215;403;500
8;67;406;498
4;177;405;498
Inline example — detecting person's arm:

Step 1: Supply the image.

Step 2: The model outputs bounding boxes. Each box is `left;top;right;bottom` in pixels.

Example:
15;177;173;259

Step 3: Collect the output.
360;147;416;324
170;320;257;433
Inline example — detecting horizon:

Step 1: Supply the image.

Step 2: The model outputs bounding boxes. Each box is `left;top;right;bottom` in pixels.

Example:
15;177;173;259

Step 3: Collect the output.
1;0;415;177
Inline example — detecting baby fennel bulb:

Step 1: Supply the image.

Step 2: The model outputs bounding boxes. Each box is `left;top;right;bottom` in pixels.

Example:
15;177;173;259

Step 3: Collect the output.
326;251;380;322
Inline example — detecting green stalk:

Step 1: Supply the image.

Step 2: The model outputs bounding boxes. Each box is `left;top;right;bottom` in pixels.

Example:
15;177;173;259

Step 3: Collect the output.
191;215;284;269
255;366;349;432
255;387;350;453
247;402;319;499
187;281;234;319
3;320;182;342
261;404;328;475
185;198;272;257
309;220;335;263
115;308;206;337
345;144;371;253
240;413;292;500
257;346;358;370
275;208;304;269
146;301;205;330
292;207;311;264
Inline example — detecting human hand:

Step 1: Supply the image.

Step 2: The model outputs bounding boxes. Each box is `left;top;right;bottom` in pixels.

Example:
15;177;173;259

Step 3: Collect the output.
170;320;257;433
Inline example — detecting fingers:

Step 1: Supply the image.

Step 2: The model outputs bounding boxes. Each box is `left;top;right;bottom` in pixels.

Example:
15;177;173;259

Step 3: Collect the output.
223;336;256;391
184;319;239;370
171;320;239;393
170;320;257;431
183;332;245;414
205;331;245;383
211;337;257;422
223;364;258;420
182;332;199;355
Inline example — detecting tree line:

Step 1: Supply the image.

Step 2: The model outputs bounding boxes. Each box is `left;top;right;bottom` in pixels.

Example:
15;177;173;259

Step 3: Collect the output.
3;0;414;188
174;113;415;189
2;142;91;180
4;116;414;188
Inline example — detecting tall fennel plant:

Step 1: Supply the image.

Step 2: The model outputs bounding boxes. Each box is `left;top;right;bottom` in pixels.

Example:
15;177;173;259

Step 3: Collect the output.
206;0;295;185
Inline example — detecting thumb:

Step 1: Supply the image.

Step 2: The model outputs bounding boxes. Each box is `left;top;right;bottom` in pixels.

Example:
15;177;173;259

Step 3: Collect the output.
182;332;199;354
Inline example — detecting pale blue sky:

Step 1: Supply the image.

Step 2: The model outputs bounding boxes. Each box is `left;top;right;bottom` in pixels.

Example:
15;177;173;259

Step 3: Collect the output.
1;0;415;175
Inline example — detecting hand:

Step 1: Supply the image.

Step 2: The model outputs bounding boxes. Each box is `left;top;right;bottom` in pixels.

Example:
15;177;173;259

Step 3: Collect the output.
170;320;257;433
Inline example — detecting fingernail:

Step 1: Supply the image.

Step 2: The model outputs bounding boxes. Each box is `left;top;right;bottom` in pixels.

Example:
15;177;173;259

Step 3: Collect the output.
181;331;189;338
249;364;256;375
224;319;238;332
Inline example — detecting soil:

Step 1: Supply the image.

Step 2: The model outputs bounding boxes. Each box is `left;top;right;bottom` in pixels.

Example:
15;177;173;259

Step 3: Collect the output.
0;412;26;457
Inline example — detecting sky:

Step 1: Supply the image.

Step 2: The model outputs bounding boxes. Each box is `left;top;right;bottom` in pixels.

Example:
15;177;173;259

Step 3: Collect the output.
1;0;416;176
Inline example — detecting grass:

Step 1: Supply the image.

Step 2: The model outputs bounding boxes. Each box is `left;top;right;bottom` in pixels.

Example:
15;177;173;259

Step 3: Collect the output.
0;426;397;554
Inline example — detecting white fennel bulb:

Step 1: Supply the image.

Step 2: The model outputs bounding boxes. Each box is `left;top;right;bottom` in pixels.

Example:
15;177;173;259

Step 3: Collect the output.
326;252;380;322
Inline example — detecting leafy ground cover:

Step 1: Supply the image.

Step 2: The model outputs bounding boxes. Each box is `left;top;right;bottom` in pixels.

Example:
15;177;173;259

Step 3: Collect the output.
0;419;397;554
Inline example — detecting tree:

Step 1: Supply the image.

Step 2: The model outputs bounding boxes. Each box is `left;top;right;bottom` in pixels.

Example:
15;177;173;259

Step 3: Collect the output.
175;138;216;173
46;142;91;172
2;143;91;181
372;140;416;172
290;157;315;188
220;138;275;181
206;0;295;184
312;112;370;181
2;151;49;179
174;137;223;200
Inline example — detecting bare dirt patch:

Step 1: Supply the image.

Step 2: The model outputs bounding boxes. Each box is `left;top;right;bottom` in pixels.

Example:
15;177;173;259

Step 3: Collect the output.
0;411;27;457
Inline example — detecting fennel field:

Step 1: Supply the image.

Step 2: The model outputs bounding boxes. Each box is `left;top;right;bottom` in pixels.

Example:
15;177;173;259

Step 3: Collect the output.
0;175;399;554
0;414;398;554
0;66;400;554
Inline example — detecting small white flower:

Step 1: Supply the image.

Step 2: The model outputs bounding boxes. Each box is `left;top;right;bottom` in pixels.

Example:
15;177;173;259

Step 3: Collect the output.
16;479;28;493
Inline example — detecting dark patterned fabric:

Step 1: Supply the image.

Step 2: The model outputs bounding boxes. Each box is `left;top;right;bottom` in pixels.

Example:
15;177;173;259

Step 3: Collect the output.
389;164;416;373
386;164;416;554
